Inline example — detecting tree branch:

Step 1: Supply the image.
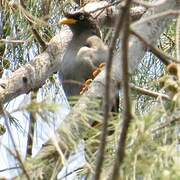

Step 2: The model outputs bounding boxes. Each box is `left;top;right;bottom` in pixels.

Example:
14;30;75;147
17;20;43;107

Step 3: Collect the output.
130;84;170;100
93;0;126;179
83;1;146;27
110;0;132;179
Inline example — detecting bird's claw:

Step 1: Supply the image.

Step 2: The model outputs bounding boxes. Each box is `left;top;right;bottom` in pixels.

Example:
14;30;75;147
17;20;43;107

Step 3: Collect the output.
80;79;93;95
93;63;106;77
80;63;106;95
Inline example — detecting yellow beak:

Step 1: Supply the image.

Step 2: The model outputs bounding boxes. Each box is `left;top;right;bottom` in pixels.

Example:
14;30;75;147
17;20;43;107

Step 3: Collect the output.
59;18;77;25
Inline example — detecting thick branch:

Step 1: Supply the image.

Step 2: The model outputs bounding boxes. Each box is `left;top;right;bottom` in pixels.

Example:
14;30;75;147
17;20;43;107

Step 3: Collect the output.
0;28;72;104
83;1;146;27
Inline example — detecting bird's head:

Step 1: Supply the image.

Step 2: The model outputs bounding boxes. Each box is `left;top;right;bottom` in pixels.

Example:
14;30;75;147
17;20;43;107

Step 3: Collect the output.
59;11;101;37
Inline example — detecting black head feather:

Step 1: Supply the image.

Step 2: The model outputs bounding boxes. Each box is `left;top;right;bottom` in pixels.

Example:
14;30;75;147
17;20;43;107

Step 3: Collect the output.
64;11;101;37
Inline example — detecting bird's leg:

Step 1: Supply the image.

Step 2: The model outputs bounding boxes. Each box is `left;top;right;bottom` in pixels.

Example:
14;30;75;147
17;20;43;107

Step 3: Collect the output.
80;63;106;95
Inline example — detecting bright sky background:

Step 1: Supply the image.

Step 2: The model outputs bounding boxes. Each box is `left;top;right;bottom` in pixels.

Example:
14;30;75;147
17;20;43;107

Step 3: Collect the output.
0;69;86;179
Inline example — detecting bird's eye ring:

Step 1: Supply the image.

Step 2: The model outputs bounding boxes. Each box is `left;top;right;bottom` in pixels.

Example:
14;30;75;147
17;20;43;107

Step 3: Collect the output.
79;15;84;20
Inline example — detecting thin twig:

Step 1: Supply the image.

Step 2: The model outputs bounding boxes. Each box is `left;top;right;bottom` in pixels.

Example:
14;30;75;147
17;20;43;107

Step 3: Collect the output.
162;33;175;46
0;39;27;44
0;166;20;173
110;0;132;179
31;28;47;50
59;167;84;180
20;0;47;50
130;84;170;100
93;2;127;180
152;117;180;133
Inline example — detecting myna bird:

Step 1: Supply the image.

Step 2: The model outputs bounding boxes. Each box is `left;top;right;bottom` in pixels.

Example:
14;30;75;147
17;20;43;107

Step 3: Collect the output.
59;11;108;97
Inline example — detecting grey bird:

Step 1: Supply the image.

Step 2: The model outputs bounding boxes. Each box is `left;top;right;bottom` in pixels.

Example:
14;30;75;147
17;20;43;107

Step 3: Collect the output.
59;11;108;97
